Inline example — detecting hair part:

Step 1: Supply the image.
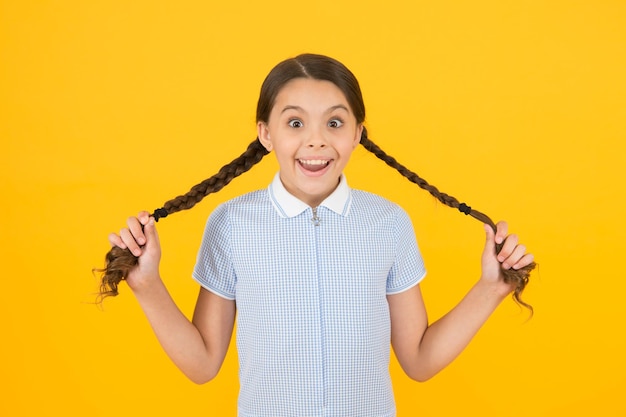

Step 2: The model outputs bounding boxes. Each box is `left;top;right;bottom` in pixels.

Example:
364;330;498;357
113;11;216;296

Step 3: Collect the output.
95;53;535;313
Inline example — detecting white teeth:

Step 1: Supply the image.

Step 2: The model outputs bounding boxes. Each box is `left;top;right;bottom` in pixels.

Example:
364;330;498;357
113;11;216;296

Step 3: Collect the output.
299;159;329;166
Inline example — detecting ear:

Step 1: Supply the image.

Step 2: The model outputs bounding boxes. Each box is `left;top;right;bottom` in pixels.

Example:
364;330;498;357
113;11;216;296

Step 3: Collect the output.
353;124;364;148
257;121;273;152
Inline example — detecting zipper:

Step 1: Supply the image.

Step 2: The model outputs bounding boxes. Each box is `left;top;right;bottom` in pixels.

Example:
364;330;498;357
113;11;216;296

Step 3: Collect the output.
311;206;321;226
311;206;325;409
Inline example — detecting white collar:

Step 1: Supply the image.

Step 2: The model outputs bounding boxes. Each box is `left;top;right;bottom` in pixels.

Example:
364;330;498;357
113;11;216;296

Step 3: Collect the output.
268;172;353;218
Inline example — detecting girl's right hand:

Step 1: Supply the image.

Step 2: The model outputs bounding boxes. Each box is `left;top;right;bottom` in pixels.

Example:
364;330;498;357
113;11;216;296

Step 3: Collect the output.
108;211;162;291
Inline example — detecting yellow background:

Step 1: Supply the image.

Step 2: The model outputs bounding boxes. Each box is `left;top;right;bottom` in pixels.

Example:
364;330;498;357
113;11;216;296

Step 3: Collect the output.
2;1;625;416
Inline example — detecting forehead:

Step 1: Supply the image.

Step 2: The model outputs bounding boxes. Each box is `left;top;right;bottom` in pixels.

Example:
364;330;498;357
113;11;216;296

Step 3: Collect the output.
272;78;351;111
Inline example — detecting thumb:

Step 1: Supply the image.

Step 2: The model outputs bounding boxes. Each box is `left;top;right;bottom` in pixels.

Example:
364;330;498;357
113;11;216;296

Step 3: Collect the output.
142;217;161;251
483;223;497;257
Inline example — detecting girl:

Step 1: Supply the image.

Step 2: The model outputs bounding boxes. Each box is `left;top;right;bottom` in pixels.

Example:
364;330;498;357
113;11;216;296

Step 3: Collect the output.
102;53;535;417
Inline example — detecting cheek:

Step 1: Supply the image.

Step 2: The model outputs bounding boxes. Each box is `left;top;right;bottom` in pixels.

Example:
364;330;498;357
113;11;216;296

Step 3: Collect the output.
335;141;358;160
273;141;299;161
339;129;361;150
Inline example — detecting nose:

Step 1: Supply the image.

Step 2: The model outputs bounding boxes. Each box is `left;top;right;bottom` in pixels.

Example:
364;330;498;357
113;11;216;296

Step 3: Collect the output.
306;127;327;148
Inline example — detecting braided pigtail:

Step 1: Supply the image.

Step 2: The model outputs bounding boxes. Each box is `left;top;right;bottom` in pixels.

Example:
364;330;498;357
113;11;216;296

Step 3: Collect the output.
359;127;536;313
95;139;269;302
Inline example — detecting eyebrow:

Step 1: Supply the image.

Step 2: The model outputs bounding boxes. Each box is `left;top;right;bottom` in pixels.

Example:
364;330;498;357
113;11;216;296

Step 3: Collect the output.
280;104;350;114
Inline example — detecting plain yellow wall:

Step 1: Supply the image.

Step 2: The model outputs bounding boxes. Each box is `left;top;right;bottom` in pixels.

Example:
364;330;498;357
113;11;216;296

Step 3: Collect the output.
2;1;625;416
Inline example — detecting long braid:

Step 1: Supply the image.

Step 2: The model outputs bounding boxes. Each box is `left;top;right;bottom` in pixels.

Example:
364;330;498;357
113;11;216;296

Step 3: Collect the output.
96;52;535;312
360;127;536;313
95;139;269;301
154;139;269;218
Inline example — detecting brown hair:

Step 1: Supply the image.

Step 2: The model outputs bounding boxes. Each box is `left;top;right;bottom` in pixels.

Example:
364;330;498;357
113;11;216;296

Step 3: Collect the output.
95;53;536;311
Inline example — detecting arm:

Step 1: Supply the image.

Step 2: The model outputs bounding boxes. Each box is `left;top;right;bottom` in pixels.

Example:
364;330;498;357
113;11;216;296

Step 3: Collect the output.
388;221;534;382
111;212;235;384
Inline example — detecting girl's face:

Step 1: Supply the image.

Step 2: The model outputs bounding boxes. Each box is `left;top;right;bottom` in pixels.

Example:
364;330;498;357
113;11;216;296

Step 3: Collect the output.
258;78;363;207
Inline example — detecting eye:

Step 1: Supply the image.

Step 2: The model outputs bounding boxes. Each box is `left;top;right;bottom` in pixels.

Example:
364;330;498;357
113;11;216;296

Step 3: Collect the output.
328;119;344;128
288;119;303;128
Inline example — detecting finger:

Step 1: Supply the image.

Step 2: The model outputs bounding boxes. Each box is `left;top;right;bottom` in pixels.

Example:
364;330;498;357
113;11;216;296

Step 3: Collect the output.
120;227;142;257
108;232;126;249
495;221;508;245
137;211;151;225
127;216;146;246
512;253;535;270
497;233;518;262
501;243;526;270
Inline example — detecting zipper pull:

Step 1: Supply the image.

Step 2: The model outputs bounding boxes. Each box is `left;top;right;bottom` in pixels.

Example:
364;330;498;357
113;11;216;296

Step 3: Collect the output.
311;207;321;226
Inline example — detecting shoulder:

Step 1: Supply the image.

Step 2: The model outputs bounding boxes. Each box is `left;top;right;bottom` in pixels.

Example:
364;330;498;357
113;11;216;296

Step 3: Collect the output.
347;189;415;235
207;189;273;226
221;189;270;209
350;189;409;218
210;189;270;212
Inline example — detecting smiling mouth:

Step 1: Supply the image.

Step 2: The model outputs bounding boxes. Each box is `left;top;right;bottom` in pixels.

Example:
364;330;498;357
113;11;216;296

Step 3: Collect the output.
298;159;330;172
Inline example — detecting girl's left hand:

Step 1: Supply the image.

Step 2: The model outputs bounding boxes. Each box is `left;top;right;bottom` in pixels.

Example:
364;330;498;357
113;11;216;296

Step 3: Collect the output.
481;221;534;295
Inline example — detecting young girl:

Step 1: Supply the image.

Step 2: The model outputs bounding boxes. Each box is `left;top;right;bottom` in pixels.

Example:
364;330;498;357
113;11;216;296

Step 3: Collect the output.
103;53;535;417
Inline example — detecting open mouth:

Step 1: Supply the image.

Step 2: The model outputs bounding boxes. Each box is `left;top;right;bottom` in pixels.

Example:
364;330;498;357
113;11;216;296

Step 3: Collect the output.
298;159;331;173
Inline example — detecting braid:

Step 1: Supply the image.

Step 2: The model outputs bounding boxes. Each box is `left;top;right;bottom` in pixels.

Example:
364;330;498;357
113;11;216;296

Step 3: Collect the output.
360;127;536;313
95;129;535;311
95;139;269;302
157;139;269;216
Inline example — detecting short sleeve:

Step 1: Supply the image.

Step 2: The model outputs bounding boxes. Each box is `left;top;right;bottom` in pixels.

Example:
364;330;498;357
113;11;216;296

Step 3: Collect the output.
192;203;237;300
386;207;427;295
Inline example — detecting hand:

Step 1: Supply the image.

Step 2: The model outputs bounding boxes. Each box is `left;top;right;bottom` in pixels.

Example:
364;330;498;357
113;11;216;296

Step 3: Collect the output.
481;221;534;296
108;211;162;291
